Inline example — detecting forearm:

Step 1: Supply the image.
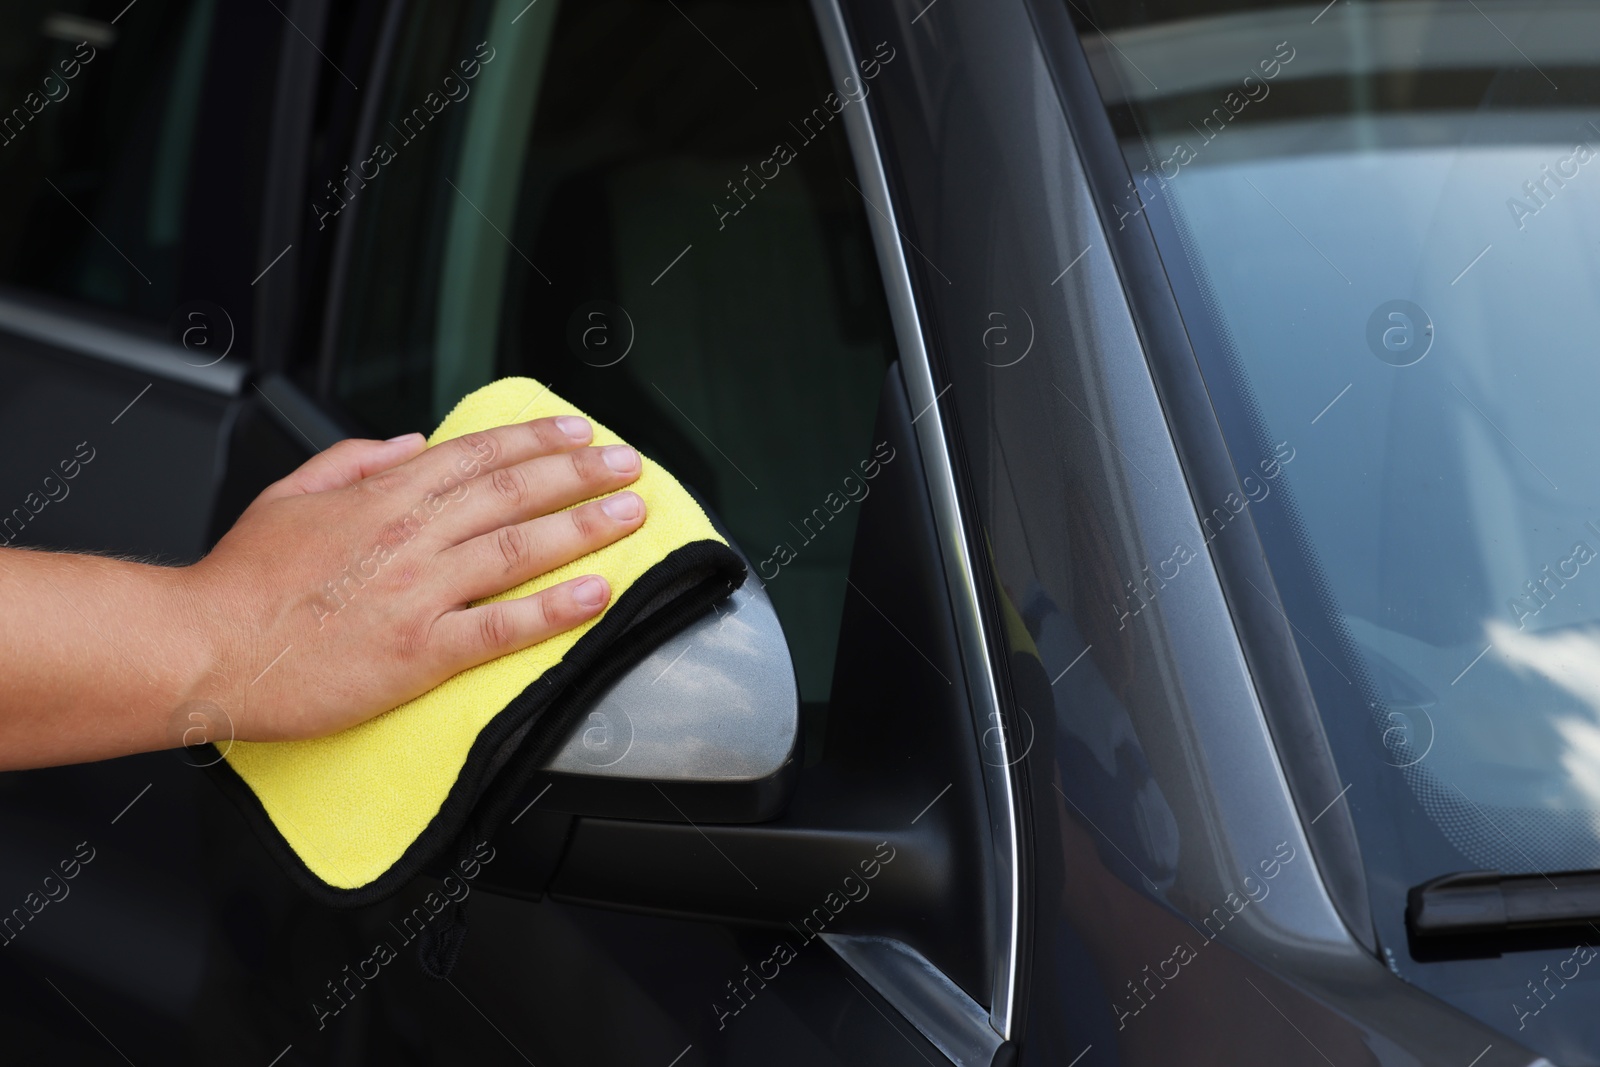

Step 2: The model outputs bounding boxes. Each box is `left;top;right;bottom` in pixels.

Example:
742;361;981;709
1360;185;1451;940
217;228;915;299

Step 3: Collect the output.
0;546;213;769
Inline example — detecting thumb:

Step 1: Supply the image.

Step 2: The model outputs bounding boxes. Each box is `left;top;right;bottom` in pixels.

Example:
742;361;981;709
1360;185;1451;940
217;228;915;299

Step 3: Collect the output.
258;433;428;501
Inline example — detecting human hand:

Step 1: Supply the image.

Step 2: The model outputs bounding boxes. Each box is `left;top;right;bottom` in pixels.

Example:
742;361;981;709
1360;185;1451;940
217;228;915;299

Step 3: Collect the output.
178;416;646;743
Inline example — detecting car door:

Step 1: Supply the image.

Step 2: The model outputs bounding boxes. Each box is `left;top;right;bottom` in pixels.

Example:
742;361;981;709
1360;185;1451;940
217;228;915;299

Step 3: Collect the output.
5;1;1027;1066
0;2;300;1063
263;0;1023;1063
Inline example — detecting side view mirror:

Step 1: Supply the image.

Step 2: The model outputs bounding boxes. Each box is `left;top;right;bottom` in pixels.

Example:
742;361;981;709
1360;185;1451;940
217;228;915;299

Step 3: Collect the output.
535;551;800;822
481;365;1003;1067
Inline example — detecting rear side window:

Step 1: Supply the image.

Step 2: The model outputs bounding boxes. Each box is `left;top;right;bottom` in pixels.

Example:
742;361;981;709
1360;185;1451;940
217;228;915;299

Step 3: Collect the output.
0;0;279;324
326;0;898;701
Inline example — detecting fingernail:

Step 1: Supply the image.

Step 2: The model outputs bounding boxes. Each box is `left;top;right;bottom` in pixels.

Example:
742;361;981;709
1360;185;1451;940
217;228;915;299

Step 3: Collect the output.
602;445;638;473
572;575;608;608
600;491;642;521
556;416;591;441
387;432;422;444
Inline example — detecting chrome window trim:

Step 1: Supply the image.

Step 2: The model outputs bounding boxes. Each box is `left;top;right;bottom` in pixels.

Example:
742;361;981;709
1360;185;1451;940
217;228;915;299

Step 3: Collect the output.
0;290;245;395
808;0;1022;1043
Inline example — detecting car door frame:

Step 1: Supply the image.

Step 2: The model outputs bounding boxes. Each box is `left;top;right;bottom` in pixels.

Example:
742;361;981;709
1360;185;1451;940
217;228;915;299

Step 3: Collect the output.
815;0;1025;1052
254;0;1027;1059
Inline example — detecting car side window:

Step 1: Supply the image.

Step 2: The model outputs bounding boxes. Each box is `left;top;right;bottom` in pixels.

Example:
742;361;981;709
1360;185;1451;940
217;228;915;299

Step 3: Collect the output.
327;0;898;702
0;0;276;324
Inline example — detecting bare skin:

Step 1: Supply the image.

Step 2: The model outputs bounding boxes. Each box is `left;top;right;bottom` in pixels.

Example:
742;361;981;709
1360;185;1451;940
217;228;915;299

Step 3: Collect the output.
0;414;647;770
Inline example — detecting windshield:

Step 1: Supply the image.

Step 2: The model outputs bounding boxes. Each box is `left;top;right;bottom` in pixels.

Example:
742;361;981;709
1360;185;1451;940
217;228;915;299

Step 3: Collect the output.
1074;0;1600;1058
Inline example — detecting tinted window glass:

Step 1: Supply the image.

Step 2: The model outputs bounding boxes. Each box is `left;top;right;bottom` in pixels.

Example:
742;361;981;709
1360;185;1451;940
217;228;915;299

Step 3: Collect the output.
1075;0;1600;1055
328;0;897;702
0;0;275;323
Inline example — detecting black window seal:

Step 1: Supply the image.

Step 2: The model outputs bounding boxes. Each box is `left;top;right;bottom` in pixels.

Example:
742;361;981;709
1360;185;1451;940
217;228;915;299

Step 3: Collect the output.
251;0;325;379
310;0;409;402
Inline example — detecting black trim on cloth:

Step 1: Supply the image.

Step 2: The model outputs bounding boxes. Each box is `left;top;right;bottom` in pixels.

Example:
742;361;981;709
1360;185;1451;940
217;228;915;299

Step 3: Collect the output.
205;538;746;908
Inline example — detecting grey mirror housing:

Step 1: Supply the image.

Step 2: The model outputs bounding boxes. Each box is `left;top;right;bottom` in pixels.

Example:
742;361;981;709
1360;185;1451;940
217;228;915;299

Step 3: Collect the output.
534;561;800;823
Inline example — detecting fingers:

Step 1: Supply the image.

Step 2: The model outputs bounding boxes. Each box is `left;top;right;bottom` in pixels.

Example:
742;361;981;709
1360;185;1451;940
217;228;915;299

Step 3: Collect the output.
259;434;428;502
439;490;646;603
428;442;643;546
402;415;597;493
436;574;613;665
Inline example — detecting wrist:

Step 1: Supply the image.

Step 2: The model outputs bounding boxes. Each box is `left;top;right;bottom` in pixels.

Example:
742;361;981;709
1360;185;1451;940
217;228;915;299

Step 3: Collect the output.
167;557;251;752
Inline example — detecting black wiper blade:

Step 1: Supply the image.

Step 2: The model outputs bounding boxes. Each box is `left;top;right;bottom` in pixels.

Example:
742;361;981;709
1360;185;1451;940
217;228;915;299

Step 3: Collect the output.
1409;870;1600;940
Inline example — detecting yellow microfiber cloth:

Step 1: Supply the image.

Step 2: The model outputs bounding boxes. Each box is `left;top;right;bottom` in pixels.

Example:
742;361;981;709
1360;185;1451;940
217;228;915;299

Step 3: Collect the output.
211;377;745;910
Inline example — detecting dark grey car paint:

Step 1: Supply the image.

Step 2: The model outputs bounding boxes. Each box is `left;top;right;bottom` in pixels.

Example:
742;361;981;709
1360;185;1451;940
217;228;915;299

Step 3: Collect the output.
835;0;1551;1062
